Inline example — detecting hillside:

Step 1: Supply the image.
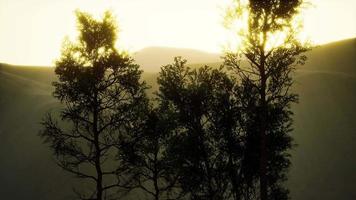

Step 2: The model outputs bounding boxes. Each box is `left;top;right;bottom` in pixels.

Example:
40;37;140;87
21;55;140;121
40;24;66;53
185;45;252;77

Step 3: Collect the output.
134;46;221;72
288;38;356;200
0;38;355;200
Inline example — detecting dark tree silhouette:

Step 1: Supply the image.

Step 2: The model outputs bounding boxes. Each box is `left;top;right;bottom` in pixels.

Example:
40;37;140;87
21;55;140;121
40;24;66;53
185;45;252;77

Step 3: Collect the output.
120;105;183;200
224;0;310;199
39;11;148;200
157;57;244;200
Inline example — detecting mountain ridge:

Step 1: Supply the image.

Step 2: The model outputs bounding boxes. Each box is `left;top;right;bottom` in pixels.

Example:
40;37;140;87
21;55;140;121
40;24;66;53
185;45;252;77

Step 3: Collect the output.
1;37;354;72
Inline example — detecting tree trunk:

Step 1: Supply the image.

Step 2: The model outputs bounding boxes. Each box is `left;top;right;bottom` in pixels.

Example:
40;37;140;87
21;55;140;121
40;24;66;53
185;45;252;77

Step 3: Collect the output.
260;119;268;200
259;55;268;200
93;92;103;200
153;148;160;200
94;135;103;200
229;155;239;200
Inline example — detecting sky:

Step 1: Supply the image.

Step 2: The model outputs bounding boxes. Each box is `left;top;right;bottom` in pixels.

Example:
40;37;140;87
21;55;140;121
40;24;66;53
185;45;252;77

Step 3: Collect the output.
0;0;355;66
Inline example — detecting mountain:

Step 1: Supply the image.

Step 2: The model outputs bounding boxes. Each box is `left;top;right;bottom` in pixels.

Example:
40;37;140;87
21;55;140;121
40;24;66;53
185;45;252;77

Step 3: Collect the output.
0;65;70;200
288;38;356;200
133;46;221;72
0;38;355;200
300;38;356;76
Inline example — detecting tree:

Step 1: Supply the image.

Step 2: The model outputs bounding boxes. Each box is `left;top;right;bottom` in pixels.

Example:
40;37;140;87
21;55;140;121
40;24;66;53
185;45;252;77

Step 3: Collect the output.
224;0;309;199
157;57;242;200
120;105;184;200
40;11;148;200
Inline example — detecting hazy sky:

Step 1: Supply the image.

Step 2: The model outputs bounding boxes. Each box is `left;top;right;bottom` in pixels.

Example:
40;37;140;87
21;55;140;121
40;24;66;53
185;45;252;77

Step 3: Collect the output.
0;0;355;66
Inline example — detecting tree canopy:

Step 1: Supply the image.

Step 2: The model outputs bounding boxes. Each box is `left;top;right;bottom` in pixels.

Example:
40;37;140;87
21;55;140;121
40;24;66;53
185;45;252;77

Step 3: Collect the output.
40;11;148;200
224;0;309;199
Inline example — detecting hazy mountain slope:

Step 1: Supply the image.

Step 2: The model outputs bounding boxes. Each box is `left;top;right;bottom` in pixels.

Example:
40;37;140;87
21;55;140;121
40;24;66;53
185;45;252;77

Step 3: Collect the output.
290;73;356;200
133;46;221;72
288;38;356;200
0;38;355;200
0;65;73;200
300;38;356;76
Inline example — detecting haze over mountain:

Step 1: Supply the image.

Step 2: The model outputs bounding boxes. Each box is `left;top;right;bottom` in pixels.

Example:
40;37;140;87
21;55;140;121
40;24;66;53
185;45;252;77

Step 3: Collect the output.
0;38;355;200
133;46;221;72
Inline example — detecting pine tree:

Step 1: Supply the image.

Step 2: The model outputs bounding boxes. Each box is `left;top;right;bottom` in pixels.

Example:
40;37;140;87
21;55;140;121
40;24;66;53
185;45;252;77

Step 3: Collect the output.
224;0;310;199
40;11;148;200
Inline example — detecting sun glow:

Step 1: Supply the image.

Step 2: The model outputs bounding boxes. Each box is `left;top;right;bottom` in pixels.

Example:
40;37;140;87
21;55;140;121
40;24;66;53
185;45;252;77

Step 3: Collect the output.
0;0;355;66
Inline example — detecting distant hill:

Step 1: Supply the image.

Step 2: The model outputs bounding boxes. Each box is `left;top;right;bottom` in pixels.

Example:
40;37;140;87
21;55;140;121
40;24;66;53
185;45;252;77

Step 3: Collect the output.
0;38;355;200
133;46;221;72
288;38;356;200
299;38;356;76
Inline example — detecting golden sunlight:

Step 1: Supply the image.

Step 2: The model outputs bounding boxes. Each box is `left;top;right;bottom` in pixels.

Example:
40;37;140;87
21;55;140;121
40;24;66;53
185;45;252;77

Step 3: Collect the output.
0;0;355;66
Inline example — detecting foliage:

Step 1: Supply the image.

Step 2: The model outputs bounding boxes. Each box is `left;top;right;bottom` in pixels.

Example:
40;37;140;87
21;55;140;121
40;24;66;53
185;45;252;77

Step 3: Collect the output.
119;105;184;200
157;57;244;200
224;0;310;199
39;11;148;200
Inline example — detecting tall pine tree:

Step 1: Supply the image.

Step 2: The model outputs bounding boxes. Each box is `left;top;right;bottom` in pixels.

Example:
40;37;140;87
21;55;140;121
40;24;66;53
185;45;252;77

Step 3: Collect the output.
224;0;310;199
40;11;148;200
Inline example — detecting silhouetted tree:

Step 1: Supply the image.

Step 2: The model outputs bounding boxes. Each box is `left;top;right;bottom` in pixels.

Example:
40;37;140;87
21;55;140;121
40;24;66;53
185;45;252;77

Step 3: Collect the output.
40;11;148;200
120;105;183;200
224;0;310;199
157;57;244;200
